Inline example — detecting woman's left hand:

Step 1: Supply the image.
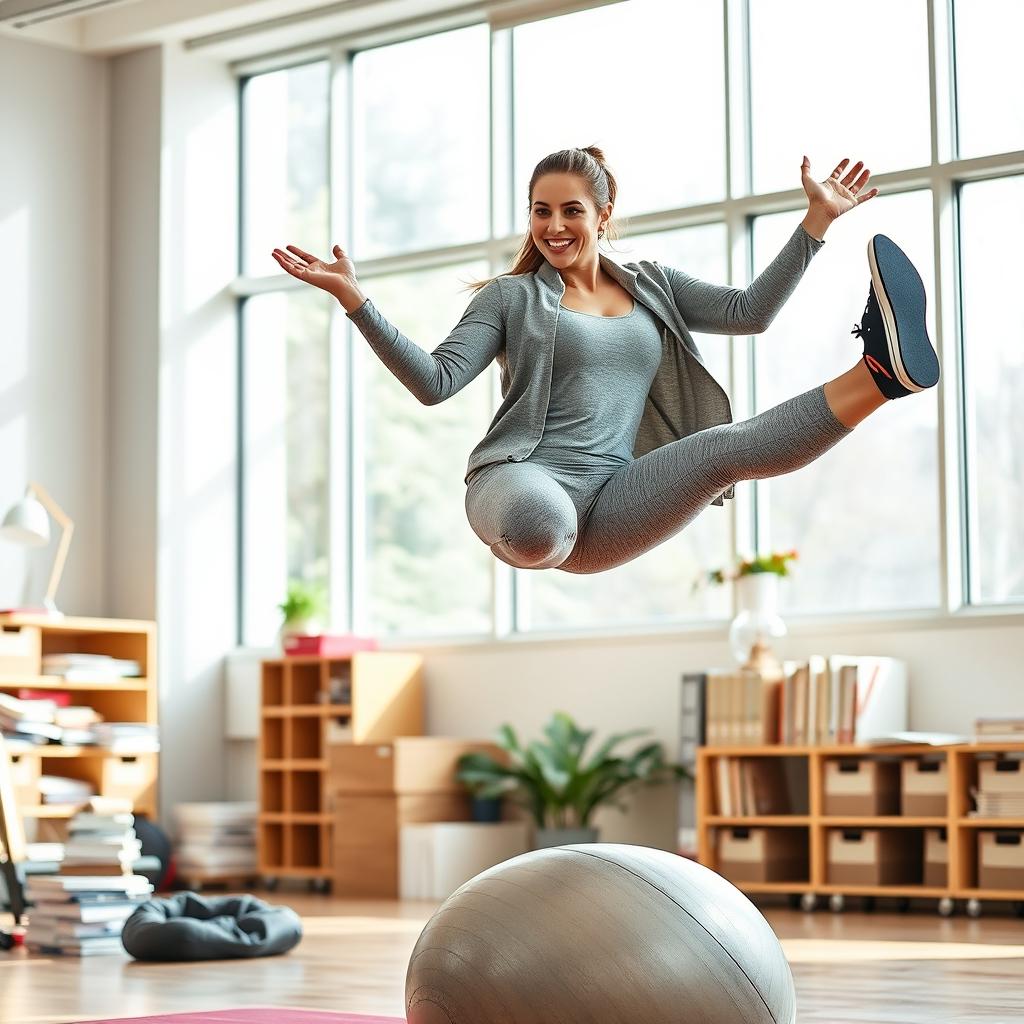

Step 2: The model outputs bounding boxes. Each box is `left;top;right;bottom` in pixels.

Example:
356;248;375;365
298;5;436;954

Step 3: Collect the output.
801;155;879;223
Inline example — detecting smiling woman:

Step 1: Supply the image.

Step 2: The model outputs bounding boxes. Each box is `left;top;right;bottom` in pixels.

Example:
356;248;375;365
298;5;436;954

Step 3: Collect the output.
271;144;939;577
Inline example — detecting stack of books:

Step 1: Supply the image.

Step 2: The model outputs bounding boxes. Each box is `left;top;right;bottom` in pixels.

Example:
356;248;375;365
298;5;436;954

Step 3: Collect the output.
693;655;909;747
92;722;160;753
0;692;62;746
62;810;141;875
174;802;258;877
41;653;142;682
974;716;1024;744
24;875;153;956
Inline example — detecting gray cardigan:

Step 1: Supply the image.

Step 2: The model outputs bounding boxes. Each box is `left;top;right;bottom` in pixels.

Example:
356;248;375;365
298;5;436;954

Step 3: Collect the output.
345;222;824;506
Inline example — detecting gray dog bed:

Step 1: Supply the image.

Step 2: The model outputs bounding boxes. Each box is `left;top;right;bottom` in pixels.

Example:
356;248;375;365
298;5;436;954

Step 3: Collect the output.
121;892;303;961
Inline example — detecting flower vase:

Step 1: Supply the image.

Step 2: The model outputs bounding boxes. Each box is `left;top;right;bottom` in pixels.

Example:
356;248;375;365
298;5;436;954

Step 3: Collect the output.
728;573;787;673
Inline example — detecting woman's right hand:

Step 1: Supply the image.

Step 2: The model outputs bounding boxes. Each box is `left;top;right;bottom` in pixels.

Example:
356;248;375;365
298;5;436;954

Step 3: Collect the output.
271;243;364;309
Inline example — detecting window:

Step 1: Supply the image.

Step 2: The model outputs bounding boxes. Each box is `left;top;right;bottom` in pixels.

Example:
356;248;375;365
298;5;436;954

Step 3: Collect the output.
953;0;1024;159
353;262;495;635
959;176;1024;603
748;0;931;196
236;0;1023;647
241;61;329;276
351;26;490;260
512;0;725;231
752;192;940;613
240;290;332;642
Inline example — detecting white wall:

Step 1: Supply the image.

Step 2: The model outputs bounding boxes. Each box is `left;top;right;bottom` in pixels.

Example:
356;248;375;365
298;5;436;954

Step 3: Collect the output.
0;36;109;614
107;47;162;621
155;43;239;813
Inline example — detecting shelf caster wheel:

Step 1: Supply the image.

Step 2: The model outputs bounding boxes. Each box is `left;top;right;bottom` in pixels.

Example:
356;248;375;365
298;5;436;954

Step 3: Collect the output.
863;896;876;913
1013;902;1024;919
262;876;279;891
896;898;911;914
829;894;845;913
966;898;982;919
800;893;818;913
938;897;955;918
311;878;330;895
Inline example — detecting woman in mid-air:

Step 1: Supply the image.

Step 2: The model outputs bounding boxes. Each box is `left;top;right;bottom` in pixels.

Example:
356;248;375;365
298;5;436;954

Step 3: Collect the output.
272;146;939;575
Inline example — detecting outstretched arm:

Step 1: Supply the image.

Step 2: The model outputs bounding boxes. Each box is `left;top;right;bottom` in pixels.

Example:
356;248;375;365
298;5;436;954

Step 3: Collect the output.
272;244;505;405
663;155;879;335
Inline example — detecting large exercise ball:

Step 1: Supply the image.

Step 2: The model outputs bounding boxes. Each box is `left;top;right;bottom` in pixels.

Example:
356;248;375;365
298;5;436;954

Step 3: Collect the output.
405;843;795;1024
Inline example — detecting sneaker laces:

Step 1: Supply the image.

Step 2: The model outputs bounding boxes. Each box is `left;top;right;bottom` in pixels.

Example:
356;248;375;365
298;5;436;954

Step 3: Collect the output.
851;296;872;341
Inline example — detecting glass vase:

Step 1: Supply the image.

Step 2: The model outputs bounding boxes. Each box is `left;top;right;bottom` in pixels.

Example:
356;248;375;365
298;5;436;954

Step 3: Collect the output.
728;572;787;670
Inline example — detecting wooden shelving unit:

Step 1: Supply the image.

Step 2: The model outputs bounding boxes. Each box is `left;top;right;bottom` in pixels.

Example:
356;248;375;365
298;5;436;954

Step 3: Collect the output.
258;650;424;886
696;742;1024;916
0;613;158;827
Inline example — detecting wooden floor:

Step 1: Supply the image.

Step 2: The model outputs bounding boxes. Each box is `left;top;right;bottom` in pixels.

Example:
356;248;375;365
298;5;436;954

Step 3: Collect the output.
3;892;1024;1023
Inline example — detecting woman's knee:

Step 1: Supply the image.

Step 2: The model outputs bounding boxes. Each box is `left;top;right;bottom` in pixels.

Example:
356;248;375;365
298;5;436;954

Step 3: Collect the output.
465;465;578;570
490;518;577;570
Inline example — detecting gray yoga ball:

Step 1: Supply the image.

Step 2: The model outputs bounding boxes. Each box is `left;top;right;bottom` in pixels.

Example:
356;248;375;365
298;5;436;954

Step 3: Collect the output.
405;843;795;1024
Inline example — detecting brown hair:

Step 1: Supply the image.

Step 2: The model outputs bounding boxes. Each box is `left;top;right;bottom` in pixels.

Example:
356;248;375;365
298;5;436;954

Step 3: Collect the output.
463;145;622;293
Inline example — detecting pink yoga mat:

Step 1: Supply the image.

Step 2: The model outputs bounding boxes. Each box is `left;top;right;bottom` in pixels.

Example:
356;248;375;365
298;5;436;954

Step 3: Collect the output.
78;1010;405;1024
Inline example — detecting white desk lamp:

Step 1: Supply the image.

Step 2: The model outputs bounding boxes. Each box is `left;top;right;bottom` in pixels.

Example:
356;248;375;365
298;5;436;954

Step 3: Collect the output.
0;482;74;618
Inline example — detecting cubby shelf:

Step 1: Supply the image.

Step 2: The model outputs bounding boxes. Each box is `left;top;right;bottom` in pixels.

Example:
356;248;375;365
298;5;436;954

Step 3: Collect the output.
697;742;1024;915
257;650;424;884
1;613;159;825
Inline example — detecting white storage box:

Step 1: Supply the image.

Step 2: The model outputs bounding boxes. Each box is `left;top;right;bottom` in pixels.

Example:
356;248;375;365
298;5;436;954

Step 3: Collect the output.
400;822;530;900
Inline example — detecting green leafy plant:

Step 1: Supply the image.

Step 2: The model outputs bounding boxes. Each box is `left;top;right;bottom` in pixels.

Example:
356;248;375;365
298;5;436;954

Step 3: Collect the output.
277;579;328;624
456;711;691;830
691;549;799;595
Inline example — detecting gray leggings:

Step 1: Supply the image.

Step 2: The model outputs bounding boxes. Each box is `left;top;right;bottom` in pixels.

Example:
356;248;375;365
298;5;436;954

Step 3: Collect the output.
464;383;853;574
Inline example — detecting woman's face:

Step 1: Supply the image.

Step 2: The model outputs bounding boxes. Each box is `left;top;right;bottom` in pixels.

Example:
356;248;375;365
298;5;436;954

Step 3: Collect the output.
530;172;610;266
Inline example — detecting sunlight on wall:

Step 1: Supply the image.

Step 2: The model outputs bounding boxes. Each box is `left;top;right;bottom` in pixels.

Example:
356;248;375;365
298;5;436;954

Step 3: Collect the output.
0;207;30;607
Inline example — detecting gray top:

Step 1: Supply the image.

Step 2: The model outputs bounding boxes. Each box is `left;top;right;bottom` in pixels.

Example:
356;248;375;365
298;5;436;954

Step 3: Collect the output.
345;223;825;506
533;298;663;468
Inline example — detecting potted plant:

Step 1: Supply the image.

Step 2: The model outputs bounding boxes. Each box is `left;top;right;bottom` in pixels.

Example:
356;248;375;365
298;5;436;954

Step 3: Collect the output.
692;550;798;670
456;711;691;849
276;579;328;643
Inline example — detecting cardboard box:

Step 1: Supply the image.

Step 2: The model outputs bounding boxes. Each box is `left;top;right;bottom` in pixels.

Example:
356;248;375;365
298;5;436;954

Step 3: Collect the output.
827;828;923;886
824;758;901;816
399;821;531;900
902;758;948;817
978;758;1024;796
101;754;157;808
333;791;474;897
0;624;41;676
9;752;40;809
328;737;508;795
978;830;1024;891
924;827;948;888
717;827;808;884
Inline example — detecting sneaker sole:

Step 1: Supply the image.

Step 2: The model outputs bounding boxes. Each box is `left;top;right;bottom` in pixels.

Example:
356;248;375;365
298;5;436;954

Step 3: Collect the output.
867;234;940;392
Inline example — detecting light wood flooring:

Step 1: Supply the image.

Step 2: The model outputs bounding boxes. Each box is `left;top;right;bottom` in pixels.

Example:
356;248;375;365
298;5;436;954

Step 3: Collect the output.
2;892;1024;1023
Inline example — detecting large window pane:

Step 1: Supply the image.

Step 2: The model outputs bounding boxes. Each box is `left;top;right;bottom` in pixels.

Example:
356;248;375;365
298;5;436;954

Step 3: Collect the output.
752;194;939;613
749;0;930;196
355;262;494;636
242;62;329;276
960;176;1024;603
352;27;489;260
512;0;725;232
241;290;332;645
520;224;732;632
953;0;1024;159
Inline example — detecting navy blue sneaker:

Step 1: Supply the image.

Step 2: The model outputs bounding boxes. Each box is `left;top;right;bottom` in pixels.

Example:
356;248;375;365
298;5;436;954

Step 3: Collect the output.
851;234;940;399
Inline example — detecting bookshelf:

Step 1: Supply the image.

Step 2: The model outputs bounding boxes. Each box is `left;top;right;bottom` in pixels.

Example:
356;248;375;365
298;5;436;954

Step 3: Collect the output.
0;614;158;826
696;743;1024;917
258;651;424;887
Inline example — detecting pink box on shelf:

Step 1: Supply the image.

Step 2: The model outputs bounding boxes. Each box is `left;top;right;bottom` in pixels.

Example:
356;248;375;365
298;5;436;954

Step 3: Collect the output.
283;634;379;657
